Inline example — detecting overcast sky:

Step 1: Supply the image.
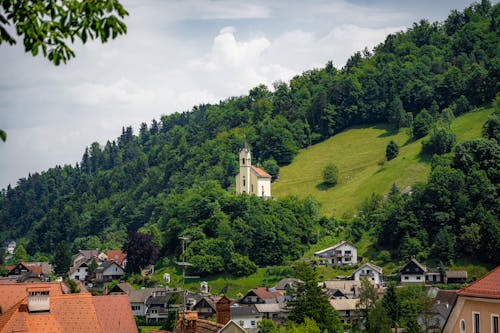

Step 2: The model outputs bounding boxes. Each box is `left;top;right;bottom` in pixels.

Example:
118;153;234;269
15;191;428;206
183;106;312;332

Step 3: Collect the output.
0;0;477;189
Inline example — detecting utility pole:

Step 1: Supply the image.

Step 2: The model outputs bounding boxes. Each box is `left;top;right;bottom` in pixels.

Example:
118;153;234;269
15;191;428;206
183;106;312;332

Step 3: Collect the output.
176;235;199;333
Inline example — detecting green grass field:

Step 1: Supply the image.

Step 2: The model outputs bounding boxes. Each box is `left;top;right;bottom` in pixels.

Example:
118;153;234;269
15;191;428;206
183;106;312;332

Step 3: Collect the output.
273;108;494;216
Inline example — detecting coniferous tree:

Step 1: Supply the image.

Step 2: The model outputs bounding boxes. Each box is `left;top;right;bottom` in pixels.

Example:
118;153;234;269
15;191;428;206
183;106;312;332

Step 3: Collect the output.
386;140;399;160
288;262;341;333
53;241;72;276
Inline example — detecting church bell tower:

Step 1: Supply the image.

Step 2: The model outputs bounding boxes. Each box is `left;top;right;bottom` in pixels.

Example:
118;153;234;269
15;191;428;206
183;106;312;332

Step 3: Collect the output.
237;140;251;194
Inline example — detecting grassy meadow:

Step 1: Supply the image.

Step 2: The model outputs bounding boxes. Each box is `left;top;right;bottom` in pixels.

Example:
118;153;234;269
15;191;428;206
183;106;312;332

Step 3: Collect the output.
273;107;494;217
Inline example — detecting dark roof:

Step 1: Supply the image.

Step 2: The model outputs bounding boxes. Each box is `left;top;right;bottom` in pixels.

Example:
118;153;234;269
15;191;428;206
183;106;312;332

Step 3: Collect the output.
274;278;302;290
445;270;467;279
399;258;427;273
231;304;260;317
95;260;121;273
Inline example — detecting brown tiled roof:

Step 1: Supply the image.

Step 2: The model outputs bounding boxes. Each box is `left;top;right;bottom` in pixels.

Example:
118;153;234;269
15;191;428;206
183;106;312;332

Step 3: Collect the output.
458;266;500;298
93;294;138;333
251;287;281;300
251;166;272;178
107;250;127;266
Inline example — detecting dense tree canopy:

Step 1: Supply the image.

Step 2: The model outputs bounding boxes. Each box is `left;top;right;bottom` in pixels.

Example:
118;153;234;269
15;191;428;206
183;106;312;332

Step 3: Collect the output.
0;1;498;269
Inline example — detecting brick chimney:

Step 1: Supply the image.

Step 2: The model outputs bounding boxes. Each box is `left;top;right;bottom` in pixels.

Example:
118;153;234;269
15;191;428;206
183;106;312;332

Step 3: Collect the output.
178;311;198;333
216;295;231;325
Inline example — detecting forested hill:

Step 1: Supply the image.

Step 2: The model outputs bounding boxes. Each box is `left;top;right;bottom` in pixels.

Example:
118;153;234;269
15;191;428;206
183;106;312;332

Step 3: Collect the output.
1;1;498;262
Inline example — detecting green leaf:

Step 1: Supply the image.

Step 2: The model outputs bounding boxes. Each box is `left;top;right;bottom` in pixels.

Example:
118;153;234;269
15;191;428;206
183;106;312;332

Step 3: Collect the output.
0;129;6;142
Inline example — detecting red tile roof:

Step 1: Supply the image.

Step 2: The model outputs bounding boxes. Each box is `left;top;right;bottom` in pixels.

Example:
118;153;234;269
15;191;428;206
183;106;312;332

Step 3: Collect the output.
0;282;64;314
93;294;138;333
458;266;500;298
251;166;272;178
107;250;127;266
0;283;138;333
251;287;281;301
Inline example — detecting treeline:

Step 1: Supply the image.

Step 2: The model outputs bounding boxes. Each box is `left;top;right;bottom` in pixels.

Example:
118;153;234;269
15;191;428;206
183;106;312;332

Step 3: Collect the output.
367;113;500;263
0;1;498;264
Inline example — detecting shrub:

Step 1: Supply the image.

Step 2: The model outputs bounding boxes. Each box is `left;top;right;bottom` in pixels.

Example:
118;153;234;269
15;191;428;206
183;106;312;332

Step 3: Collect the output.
322;163;339;186
386;140;399;160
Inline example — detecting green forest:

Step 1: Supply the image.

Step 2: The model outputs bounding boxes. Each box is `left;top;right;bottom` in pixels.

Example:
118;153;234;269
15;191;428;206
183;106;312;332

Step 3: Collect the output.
0;1;498;272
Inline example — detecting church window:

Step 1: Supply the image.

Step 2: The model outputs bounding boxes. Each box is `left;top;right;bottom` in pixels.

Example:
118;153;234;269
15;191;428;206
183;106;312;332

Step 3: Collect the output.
251;184;254;192
242;158;245;165
242;176;246;186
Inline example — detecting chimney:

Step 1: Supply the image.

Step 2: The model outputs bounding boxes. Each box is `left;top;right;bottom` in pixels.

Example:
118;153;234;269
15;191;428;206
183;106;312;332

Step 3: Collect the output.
178;311;198;333
27;287;50;313
216;295;231;325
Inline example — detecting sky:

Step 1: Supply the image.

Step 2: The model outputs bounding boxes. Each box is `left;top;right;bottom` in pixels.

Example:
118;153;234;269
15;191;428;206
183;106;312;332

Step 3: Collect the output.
0;0;477;190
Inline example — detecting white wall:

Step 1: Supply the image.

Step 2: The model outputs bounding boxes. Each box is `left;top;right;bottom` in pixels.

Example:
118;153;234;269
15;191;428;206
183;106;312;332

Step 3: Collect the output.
401;274;425;283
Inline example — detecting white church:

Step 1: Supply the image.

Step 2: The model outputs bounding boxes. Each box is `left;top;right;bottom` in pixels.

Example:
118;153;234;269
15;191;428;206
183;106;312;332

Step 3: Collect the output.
235;142;272;198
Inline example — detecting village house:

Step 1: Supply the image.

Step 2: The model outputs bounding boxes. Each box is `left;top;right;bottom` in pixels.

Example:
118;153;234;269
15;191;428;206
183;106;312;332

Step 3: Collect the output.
323;280;361;299
108;282;167;317
240;287;284;304
192;296;218;319
235;142;272;198
69;261;90;281
95;260;125;283
314;241;358;266
72;249;103;267
418;289;458;333
0;281;137;333
445;270;468;284
5;261;50;282
254;303;289;325
442;266;500;333
106;249;127;268
230;303;263;330
330;298;359;325
400;257;427;284
351;263;383;287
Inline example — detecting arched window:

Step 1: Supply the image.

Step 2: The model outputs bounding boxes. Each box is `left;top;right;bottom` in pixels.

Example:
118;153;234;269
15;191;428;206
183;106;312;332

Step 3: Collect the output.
242;176;246;187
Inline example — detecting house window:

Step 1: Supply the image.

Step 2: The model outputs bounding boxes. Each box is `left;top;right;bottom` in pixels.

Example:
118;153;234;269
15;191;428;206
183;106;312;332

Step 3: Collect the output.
404;276;409;280
345;257;351;261
77;268;80;272
345;250;351;255
251;321;256;326
492;315;499;333
460;319;466;333
417;276;421;280
473;312;480;333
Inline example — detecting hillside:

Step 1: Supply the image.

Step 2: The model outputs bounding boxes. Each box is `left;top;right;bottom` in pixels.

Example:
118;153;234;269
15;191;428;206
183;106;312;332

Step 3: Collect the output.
273;107;495;216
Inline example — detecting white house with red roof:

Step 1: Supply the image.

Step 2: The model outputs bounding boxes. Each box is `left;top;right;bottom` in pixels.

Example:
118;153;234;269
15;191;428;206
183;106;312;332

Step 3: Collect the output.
235;142;272;198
